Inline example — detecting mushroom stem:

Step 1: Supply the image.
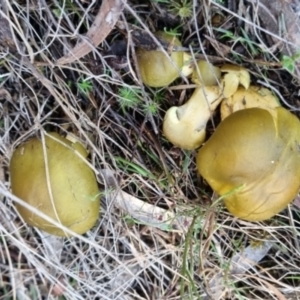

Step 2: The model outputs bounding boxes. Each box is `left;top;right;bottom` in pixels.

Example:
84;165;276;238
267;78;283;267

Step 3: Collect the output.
163;86;223;149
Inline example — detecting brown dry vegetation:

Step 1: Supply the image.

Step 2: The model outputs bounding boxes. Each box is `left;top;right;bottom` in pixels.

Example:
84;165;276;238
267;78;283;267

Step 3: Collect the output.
1;0;300;299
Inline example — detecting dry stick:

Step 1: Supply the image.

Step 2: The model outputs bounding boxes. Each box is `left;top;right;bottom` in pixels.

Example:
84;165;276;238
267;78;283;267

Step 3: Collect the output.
56;0;124;65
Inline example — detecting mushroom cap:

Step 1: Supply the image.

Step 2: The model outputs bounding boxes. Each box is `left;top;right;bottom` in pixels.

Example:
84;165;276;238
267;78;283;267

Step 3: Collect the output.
10;133;100;236
220;64;251;98
191;60;221;86
196;107;300;221
163;86;223;149
221;64;250;93
136;31;184;87
221;86;280;120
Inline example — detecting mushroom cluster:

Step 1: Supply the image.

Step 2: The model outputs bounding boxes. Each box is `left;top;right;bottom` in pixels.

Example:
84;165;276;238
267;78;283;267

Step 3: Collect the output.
137;32;300;221
162;62;252;150
10;133;100;236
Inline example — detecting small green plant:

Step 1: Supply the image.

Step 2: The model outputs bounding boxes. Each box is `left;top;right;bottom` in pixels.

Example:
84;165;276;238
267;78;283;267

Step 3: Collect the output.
52;0;83;21
143;89;164;117
217;28;236;40
215;28;262;57
0;73;10;83
240;29;259;56
163;26;182;37
114;156;156;180
281;51;300;73
142;99;160;116
152;0;169;3
169;0;193;20
181;150;193;173
180;215;202;299
77;76;93;95
117;86;143;113
123;215;136;227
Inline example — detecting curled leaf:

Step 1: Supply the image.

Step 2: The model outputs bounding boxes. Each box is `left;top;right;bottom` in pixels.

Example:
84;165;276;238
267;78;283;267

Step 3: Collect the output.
57;0;124;65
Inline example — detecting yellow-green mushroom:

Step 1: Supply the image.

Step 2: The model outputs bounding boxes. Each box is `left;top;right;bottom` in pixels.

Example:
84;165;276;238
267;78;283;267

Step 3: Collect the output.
220;64;250;97
191;60;221;86
136;31;192;87
10;132;100;236
163;86;223;149
196;107;300;221
220;85;280;120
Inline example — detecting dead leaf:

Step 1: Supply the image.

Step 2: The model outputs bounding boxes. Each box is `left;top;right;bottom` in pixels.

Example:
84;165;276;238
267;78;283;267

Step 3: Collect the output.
108;189;193;233
203;240;273;300
100;168;193;233
230;240;273;275
56;0;124;65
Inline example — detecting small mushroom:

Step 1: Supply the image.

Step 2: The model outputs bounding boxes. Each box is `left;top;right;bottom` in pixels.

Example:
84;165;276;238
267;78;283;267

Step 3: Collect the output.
163;86;223;149
10;132;100;236
136;31;192;87
196;107;300;221
162;62;248;150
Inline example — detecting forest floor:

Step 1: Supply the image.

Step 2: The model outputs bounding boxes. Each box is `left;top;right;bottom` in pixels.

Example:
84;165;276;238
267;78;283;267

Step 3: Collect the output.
1;0;300;299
